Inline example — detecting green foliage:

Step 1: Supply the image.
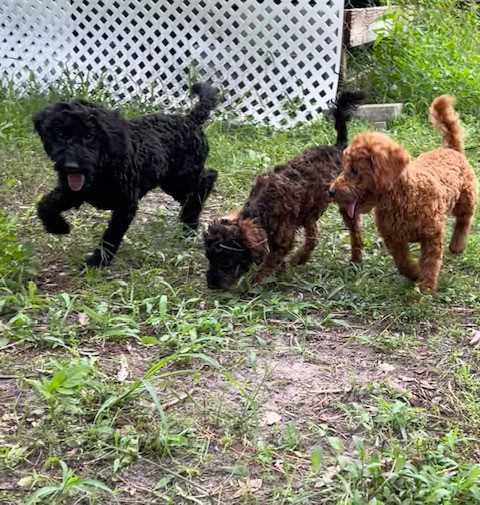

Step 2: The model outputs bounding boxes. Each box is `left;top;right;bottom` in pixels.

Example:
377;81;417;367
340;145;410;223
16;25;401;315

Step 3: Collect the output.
348;0;480;116
1;56;479;501
26;358;95;416
0;211;34;289
318;430;480;504
23;457;114;504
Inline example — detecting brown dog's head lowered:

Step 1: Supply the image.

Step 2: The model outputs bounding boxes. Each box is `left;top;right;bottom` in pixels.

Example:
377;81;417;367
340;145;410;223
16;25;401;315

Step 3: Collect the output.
329;132;408;220
203;213;268;290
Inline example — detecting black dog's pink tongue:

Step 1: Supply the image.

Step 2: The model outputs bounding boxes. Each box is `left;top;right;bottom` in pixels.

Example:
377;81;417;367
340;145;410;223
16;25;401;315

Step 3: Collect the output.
67;173;85;191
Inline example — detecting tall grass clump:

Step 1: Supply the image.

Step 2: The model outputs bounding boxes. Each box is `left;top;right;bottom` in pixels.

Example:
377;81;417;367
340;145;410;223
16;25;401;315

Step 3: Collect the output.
348;0;480;116
0;212;34;290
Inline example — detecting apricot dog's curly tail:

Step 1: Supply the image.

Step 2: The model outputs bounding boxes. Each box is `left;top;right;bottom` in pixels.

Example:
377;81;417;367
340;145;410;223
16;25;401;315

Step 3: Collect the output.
429;94;464;153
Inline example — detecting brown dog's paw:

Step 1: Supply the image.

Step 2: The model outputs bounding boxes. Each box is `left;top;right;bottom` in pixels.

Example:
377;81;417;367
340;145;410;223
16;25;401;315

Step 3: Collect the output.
253;271;266;285
449;241;466;255
291;253;308;266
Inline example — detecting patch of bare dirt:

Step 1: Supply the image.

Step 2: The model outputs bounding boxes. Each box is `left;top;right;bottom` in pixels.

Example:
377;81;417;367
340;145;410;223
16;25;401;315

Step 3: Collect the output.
140;189;226;226
199;328;443;435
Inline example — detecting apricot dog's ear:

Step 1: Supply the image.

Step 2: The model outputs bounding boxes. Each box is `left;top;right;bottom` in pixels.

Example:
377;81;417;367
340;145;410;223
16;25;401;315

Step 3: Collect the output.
369;138;409;190
239;220;269;265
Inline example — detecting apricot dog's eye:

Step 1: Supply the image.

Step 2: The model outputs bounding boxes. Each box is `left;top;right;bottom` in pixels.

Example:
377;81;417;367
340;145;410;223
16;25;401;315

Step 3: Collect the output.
351;167;358;175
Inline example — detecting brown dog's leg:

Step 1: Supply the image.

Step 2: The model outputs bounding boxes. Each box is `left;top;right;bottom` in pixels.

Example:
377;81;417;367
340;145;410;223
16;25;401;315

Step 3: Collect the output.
292;220;318;265
256;227;295;283
419;238;444;293
450;188;476;254
341;211;364;263
384;238;419;282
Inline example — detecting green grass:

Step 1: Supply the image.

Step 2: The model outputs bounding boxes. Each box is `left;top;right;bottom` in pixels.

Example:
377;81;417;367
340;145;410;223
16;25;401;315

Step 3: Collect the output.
1;83;480;503
347;0;480;116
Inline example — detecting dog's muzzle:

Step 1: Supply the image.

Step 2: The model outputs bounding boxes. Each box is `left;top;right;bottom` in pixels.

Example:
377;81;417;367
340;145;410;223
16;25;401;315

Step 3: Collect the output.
62;162;86;192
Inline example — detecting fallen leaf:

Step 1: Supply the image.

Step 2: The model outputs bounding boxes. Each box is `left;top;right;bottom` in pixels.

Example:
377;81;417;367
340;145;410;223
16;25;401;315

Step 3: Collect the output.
378;362;395;373
260;411;282;426
470;330;480;346
314;465;340;488
233;478;263;498
117;354;129;382
78;312;90;326
400;376;416;382
419;380;435;390
388;381;406;395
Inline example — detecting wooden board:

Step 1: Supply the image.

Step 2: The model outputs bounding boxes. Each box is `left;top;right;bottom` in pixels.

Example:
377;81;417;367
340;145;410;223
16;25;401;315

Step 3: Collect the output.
344;6;396;47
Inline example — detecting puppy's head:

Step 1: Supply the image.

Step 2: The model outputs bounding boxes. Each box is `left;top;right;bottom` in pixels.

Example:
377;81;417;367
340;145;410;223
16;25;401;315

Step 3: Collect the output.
203;213;268;290
329;132;409;220
33;100;127;192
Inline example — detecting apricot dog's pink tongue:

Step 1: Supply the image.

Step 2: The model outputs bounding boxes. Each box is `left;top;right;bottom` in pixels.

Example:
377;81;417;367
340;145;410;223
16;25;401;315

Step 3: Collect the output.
347;201;356;219
67;174;85;191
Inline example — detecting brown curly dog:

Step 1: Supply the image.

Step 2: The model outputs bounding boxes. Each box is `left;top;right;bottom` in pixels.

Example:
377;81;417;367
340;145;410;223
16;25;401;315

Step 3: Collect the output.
203;91;372;289
329;95;477;293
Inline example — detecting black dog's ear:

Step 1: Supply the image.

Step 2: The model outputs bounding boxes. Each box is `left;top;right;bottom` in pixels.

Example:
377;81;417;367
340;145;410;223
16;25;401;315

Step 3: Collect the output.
33;106;52;139
89;108;128;161
33;102;71;140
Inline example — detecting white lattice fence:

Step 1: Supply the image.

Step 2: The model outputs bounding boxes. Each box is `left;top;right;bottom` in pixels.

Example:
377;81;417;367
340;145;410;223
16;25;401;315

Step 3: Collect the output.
0;0;344;126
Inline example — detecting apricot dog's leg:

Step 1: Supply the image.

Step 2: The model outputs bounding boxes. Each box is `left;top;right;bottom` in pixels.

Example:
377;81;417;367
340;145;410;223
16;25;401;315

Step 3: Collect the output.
450;187;477;254
419;237;444;293
384;238;419;282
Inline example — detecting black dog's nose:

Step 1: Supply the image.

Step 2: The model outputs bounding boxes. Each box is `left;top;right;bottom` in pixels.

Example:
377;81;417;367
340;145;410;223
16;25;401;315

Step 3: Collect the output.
329;188;336;197
64;162;80;169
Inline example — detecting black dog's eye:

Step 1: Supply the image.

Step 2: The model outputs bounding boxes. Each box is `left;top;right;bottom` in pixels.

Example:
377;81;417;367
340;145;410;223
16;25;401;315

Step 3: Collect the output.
57;131;65;140
84;131;94;141
351;167;359;175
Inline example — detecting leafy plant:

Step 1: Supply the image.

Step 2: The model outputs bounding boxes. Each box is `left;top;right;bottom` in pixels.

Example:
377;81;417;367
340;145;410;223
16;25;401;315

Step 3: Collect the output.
316;431;480;504
348;0;480;116
0;211;34;289
23;457;114;504
26;359;94;416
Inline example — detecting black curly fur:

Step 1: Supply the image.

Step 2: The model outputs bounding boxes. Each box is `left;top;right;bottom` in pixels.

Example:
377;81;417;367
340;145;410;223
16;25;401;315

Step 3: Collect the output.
329;90;366;148
34;83;219;267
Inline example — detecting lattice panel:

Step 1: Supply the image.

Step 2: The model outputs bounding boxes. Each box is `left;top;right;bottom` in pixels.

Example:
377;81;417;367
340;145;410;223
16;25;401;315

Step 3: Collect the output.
0;0;344;126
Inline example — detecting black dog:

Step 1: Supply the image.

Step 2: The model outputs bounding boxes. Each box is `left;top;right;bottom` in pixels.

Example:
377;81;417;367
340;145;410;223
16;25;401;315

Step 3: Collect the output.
34;83;218;267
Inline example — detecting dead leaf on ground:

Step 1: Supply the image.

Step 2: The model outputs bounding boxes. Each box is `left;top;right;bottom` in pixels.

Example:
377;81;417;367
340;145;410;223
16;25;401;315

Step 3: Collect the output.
378;362;395;373
470;330;480;346
77;312;90;326
117;354;129;382
419;380;435;390
260;411;282;426
232;478;263;498
314;465;340;488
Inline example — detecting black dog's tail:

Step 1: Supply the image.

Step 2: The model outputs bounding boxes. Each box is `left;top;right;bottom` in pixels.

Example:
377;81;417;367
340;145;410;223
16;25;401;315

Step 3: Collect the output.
188;82;219;125
329;90;366;148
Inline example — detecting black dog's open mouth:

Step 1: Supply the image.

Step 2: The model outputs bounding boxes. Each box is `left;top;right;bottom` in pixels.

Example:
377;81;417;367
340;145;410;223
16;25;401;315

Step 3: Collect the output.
67;173;85;191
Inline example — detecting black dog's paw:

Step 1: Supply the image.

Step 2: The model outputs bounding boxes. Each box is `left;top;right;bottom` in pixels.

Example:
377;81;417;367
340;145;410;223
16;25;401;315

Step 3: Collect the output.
84;250;111;268
45;219;71;235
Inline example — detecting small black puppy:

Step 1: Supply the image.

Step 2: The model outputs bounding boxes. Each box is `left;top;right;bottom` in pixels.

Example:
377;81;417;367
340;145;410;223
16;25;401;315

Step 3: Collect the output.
34;83;218;267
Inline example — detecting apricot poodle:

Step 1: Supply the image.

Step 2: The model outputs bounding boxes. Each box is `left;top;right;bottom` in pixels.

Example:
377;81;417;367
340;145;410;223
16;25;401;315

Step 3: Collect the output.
329;94;477;293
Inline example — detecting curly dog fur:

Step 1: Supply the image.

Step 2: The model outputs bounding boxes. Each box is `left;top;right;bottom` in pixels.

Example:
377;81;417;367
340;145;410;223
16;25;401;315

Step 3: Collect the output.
34;83;218;267
203;91;369;289
330;94;477;293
